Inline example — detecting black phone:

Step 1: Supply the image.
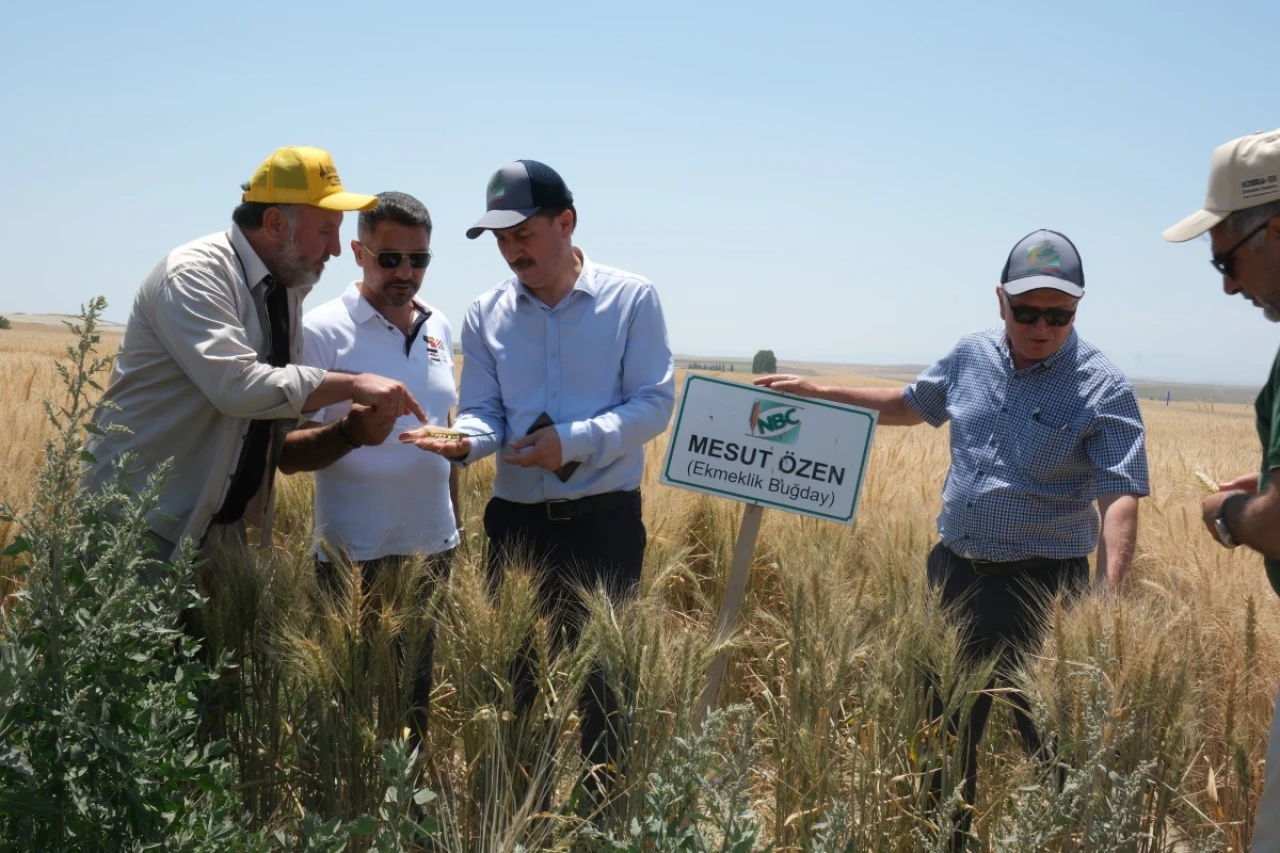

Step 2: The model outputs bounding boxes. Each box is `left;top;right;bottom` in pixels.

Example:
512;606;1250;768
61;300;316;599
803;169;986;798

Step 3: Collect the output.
525;412;580;483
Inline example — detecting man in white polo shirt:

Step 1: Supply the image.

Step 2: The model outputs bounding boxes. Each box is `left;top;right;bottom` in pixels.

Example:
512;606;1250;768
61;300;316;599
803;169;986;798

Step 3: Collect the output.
279;191;459;741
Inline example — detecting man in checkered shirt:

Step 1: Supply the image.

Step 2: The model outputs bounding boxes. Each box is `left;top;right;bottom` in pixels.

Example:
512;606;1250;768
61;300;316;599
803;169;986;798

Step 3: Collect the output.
756;228;1150;850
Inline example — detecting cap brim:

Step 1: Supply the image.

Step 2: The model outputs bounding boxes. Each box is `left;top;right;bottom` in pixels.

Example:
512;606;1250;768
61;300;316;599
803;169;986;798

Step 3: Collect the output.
314;191;379;212
1002;275;1084;298
465;208;540;240
1163;208;1228;243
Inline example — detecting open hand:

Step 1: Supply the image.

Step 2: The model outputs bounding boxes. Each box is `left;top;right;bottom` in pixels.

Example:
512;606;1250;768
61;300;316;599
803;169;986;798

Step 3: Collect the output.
398;425;471;460
502;426;563;471
753;374;820;396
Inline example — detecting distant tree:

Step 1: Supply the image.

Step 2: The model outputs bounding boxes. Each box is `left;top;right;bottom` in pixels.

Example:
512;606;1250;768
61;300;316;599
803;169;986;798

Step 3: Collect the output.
0;315;10;330
751;349;776;374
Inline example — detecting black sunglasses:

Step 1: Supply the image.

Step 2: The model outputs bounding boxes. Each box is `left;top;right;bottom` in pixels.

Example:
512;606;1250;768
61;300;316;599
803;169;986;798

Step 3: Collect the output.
1210;220;1268;279
1004;296;1076;327
360;242;432;270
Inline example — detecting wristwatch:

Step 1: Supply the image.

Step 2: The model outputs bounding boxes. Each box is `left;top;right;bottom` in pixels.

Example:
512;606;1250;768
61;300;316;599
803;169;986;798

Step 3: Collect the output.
336;416;362;449
1214;494;1245;548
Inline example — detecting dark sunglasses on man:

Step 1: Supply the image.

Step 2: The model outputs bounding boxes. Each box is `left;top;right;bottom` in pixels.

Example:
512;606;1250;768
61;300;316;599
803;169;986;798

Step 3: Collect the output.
359;242;433;270
1210;220;1268;279
1003;294;1076;327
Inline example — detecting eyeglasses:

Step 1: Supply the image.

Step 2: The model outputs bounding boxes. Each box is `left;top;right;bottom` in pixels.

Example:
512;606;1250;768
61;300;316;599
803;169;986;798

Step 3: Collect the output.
359;242;432;270
1210;220;1269;279
1003;295;1076;327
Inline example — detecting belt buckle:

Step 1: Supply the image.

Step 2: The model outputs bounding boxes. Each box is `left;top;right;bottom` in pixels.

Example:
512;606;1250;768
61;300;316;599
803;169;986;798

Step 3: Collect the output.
545;499;571;522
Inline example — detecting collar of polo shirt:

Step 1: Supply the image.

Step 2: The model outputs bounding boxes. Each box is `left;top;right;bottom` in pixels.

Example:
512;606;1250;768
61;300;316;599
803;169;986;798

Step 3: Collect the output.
340;281;430;326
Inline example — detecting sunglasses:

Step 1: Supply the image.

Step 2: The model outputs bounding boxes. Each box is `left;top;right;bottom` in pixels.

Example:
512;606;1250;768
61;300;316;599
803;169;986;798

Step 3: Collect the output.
1210;220;1268;279
359;242;432;270
1004;295;1076;327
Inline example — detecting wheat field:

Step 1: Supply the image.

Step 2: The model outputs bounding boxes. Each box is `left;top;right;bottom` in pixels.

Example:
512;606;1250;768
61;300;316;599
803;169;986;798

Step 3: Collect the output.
3;319;1278;851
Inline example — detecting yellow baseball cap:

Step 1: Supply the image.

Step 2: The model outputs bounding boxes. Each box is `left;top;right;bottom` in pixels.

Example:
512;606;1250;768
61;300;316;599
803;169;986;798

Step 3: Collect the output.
241;146;378;211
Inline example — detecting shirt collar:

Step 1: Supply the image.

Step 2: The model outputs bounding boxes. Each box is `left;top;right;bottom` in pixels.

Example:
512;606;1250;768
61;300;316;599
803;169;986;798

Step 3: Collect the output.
998;327;1078;374
341;281;431;326
514;248;598;304
229;224;273;292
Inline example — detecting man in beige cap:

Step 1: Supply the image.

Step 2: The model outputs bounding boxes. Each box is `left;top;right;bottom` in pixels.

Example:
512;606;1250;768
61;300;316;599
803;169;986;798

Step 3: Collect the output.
84;146;426;571
1165;128;1280;851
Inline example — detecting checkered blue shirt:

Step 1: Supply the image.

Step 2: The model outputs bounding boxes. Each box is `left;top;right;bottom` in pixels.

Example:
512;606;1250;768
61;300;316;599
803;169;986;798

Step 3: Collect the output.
903;328;1150;562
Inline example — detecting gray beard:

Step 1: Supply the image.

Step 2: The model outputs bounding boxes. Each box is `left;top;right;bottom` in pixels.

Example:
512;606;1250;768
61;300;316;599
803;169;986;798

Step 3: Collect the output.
269;222;322;289
273;259;320;290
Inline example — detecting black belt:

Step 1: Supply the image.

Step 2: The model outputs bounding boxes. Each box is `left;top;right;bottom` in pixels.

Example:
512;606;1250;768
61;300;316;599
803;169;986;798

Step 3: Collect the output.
949;546;1074;576
503;489;640;522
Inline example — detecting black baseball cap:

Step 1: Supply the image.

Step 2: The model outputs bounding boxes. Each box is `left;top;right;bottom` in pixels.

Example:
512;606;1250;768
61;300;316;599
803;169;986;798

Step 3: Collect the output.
465;160;574;239
1000;229;1085;298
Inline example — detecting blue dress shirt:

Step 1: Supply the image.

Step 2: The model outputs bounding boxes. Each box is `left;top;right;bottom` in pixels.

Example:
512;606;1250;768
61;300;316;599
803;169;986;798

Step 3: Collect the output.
903;328;1150;562
453;251;676;503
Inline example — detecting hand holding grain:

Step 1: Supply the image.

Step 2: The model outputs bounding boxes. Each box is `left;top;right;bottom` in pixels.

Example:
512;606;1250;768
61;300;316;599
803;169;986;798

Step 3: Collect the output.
398;426;471;460
1218;472;1260;494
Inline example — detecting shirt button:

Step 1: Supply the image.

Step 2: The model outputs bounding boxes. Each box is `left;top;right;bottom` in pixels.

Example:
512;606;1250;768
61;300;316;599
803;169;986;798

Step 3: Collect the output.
550;351;558;358
1000;406;1007;413
551;391;558;398
967;502;974;508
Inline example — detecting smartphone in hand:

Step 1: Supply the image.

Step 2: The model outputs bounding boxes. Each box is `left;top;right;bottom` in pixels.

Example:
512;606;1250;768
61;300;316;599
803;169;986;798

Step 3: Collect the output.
525;412;580;483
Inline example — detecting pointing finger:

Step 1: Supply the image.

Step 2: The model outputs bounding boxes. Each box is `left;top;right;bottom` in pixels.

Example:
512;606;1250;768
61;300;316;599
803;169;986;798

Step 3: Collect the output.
401;388;427;423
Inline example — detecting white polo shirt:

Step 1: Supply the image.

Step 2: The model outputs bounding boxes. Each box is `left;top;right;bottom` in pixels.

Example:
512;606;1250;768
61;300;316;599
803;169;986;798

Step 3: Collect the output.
301;282;459;561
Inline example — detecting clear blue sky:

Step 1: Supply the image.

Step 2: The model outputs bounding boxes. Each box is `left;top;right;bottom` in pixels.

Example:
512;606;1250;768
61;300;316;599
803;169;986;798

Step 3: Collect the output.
2;0;1277;385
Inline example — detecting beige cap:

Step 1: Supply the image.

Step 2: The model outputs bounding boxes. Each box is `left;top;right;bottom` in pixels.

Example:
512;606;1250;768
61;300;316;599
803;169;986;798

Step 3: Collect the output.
1164;129;1280;243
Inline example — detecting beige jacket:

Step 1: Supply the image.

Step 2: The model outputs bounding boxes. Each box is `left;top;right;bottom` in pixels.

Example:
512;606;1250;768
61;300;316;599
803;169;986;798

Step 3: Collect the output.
84;225;327;559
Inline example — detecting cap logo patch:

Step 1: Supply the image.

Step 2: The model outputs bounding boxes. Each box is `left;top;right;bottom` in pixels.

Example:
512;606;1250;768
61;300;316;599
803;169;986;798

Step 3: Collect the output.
1242;174;1279;200
487;173;507;205
317;163;341;187
1027;242;1062;270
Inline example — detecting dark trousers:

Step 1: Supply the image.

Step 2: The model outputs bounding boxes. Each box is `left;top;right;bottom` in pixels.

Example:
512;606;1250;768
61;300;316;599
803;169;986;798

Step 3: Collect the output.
315;549;454;744
925;543;1089;847
482;491;646;799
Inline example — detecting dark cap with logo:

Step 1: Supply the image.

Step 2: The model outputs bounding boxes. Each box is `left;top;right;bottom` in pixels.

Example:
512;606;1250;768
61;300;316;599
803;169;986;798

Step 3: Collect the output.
465;160;574;240
1000;229;1085;298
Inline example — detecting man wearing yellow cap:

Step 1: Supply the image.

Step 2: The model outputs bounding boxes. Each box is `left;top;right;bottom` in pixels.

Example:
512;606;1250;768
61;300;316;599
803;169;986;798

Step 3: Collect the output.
1165;128;1280;851
83;146;426;572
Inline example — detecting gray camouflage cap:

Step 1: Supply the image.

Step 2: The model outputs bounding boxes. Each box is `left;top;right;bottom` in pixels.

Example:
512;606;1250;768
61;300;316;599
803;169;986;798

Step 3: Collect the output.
1000;229;1085;297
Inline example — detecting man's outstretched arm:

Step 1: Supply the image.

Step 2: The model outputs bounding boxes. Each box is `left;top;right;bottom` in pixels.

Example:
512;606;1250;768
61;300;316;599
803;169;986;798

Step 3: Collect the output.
753;376;924;426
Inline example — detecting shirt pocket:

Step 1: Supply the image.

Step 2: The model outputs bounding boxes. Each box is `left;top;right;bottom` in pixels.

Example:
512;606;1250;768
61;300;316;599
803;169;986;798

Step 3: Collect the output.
1013;413;1087;487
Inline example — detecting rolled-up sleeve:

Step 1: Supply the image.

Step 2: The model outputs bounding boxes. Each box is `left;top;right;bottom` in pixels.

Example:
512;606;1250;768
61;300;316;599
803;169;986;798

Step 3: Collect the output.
453;299;507;464
556;283;675;466
902;348;955;428
1087;383;1150;497
150;263;326;420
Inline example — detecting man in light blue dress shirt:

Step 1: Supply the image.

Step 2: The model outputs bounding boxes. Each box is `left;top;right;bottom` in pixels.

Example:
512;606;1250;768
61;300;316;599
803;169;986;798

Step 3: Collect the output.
403;159;675;805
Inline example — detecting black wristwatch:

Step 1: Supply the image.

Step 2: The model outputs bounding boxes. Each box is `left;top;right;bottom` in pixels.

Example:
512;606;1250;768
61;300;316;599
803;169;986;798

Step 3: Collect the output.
1214;494;1247;549
336;416;362;449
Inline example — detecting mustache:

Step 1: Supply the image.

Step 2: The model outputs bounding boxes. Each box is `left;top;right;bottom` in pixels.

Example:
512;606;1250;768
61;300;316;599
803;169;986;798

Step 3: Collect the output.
511;258;535;270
